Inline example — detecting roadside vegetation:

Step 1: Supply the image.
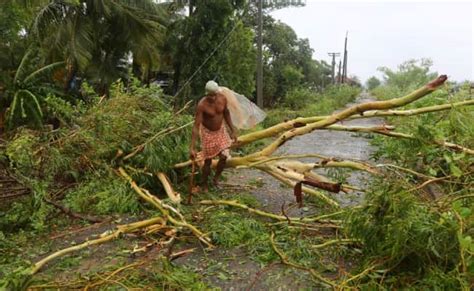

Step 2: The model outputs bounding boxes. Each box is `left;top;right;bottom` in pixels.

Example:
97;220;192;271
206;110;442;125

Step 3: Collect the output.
0;1;472;290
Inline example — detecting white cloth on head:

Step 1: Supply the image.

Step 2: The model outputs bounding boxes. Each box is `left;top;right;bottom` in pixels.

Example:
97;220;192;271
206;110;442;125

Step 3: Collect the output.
205;80;219;94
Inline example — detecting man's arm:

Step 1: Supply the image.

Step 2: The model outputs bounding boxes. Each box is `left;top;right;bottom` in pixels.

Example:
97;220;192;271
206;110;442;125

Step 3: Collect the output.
223;102;237;143
190;103;203;159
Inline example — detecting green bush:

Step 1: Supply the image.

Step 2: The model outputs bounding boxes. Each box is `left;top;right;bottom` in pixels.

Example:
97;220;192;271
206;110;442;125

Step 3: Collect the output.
5;130;39;177
345;181;469;289
0;80;193;231
282;87;317;109
64;173;140;215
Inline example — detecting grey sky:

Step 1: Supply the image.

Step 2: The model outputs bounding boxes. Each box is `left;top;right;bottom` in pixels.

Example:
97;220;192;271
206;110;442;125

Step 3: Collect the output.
271;1;473;83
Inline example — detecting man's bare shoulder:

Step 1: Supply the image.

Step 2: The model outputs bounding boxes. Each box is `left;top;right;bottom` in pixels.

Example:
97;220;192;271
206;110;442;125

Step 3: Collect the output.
216;93;227;104
196;97;207;109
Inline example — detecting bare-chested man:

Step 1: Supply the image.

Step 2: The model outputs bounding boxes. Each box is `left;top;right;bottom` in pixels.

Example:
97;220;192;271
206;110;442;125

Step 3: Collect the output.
190;81;237;192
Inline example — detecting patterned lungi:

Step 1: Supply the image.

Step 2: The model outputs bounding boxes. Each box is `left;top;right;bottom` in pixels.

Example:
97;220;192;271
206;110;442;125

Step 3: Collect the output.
199;124;231;160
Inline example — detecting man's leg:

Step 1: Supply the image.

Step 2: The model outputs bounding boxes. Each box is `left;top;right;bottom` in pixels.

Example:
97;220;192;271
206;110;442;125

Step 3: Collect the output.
201;159;212;192
213;153;227;186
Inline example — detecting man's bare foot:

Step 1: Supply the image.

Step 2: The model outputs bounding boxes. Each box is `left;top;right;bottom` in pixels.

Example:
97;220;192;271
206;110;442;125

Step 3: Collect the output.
212;178;223;189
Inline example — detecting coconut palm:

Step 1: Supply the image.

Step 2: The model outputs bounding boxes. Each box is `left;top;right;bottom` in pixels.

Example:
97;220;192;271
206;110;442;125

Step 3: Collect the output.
31;0;169;95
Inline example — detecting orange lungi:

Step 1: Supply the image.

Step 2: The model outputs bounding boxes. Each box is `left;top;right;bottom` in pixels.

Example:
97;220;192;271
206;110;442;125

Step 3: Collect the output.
199;124;231;160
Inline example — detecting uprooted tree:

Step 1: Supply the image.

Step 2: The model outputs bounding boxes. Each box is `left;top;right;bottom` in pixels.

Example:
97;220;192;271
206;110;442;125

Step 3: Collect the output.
3;75;473;288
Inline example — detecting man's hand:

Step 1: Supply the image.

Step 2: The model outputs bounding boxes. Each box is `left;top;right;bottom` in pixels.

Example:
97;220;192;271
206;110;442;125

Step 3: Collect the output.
230;133;238;144
230;132;237;143
190;149;197;160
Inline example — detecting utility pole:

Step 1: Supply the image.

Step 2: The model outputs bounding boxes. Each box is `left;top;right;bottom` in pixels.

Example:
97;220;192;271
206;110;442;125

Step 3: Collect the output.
337;60;342;84
256;0;263;107
328;52;340;85
342;31;348;83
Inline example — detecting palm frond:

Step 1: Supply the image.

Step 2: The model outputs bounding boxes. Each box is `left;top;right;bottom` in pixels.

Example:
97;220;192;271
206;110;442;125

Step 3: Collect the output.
23;61;65;84
32;2;65;39
13;49;33;85
8;91;21;123
19;89;43;117
68;14;94;70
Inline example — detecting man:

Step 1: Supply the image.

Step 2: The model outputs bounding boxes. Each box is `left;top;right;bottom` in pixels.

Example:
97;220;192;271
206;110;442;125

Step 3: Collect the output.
190;81;237;192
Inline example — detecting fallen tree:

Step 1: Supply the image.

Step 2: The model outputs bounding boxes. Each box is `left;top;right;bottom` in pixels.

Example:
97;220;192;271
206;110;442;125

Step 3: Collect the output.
175;75;473;207
3;75;473;289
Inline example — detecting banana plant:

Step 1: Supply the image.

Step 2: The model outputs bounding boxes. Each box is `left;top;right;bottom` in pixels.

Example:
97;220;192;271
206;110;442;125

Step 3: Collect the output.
5;49;64;129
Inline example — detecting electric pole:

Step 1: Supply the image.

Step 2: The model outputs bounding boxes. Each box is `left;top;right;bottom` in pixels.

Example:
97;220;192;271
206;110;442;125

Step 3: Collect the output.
328;52;340;85
256;0;263;107
342;31;348;83
337;60;342;84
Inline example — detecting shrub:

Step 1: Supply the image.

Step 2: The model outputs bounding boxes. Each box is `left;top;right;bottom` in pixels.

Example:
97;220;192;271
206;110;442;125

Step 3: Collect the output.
282;87;317;110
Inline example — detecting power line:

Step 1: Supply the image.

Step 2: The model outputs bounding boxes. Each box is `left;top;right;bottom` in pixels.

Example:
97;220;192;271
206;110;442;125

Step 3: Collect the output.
173;6;249;99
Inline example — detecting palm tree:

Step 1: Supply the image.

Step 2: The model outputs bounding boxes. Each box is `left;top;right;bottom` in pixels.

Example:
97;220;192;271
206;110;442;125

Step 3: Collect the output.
31;0;169;95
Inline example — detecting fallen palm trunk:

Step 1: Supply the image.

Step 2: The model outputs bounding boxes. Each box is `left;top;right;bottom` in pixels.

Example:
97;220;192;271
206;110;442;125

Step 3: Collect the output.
31;217;166;275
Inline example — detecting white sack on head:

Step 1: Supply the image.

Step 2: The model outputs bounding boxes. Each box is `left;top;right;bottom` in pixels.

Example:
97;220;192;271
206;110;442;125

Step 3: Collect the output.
219;87;266;130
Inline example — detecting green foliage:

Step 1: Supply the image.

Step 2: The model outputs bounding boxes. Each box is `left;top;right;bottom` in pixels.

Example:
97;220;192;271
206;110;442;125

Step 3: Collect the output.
355;63;473;288
377;58;438;95
259;17;331;103
371;86;473;181
0;0;33;91
282;87;315;109
167;1;255;101
3;49;64;128
206;209;267;248
1;80;192;231
0;199;34;231
5;129;39;176
31;0;168;93
0;179;52;232
347;184;459;268
365;76;381;90
263;84;360;127
345;181;469;289
43;94;86;126
64;173;140;215
145;258;211;290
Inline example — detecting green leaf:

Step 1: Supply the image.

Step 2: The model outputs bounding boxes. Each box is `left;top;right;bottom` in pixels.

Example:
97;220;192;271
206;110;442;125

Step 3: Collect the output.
428;167;437;176
217;272;230;280
458;207;472;219
459;235;472;249
449;163;462;178
23;61;65;84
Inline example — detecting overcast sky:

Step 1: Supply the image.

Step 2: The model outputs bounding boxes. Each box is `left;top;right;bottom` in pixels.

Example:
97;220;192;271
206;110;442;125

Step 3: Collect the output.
271;1;473;83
